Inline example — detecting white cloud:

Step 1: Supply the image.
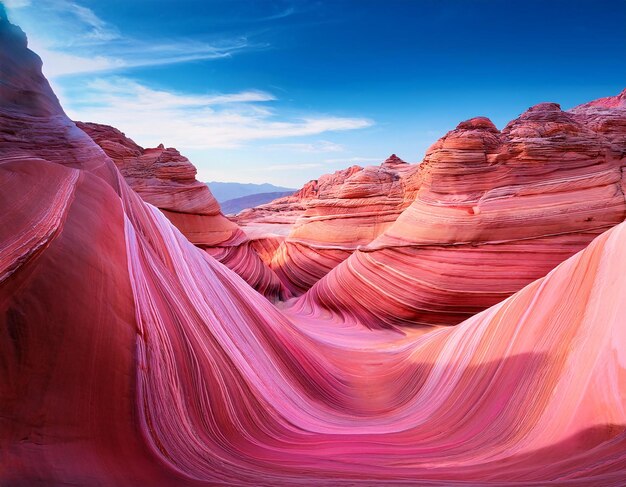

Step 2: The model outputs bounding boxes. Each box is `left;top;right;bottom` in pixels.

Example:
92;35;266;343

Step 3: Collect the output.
6;0;120;46
68;1;120;42
34;41;249;78
324;157;383;164
29;45;126;78
5;0;255;78
81;78;275;108
263;141;345;153
4;0;374;173
64;77;373;149
266;163;325;171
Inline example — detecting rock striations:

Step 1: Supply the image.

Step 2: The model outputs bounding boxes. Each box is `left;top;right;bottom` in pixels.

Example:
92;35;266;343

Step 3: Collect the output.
236;156;419;294
2;10;626;487
569;87;626;147
290;103;626;328
75;121;289;300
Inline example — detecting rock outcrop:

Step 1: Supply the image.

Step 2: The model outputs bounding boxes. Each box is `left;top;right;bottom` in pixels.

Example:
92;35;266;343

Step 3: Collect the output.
237;156;420;294
2;10;626;486
76;121;289;300
569;87;626;147
293;103;626;328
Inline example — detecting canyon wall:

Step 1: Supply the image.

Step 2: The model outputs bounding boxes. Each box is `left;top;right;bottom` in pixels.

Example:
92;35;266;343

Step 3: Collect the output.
1;11;626;486
76;121;289;300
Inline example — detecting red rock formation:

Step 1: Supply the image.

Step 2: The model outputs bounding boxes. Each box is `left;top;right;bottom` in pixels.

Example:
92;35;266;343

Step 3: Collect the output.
237;157;419;294
0;16;180;485
76;121;289;300
76;122;225;233
293;102;626;328
569;87;626;147
3;11;626;486
235;165;365;235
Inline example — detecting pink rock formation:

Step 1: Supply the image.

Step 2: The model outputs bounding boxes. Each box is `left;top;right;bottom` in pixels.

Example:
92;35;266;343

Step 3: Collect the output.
569;87;626;146
76;121;229;241
235;165;365;236
237;156;419;294
75;121;289;300
293;103;626;328
2;12;626;487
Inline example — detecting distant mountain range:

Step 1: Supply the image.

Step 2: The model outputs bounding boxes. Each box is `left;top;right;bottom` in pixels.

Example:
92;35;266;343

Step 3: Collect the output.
220;191;294;215
206;181;296;203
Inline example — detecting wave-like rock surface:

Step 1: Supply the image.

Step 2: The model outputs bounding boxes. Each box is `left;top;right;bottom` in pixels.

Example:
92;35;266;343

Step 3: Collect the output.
237;156;420;294
294;106;626;328
2;12;626;486
76;121;289;300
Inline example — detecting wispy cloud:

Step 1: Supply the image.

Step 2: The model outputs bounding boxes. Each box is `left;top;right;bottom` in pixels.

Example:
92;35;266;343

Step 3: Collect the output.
65;77;372;149
266;162;325;171
65;1;120;42
6;0;120;46
4;0;258;77
77;78;275;108
255;6;296;22
324;157;384;164
33;40;252;78
263;141;345;153
4;0;374;178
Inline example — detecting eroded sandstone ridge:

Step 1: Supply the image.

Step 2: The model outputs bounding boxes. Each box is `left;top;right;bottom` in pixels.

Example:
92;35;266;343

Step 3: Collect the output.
75;121;289;300
236;156;419;294
245;97;626;328
2;9;626;487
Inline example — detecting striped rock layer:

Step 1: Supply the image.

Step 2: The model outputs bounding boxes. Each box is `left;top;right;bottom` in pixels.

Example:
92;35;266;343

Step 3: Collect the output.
236;156;420;294
292;103;626;329
75;121;289;300
2;12;626;487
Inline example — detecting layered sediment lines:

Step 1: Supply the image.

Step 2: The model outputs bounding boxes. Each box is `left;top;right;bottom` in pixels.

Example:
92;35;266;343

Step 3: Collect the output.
76;121;288;300
569;88;626;148
2;12;626;486
125;185;626;486
294;106;626;328
237;156;420;294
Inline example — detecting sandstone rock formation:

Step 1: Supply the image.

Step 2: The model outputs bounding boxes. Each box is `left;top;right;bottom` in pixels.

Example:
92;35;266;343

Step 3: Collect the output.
2;10;626;486
569;87;626;147
292;104;626;328
76;121;289;300
237;156;420;294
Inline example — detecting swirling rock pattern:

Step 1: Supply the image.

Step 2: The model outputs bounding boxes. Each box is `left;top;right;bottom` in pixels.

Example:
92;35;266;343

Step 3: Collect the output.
2;12;626;487
76;121;289;300
237;156;420;294
294;104;626;328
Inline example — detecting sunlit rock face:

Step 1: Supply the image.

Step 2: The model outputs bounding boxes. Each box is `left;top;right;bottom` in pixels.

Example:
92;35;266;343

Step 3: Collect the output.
76;121;224;224
236;156;420;294
293;103;626;328
75;121;289;300
235;165;366;237
2;10;626;487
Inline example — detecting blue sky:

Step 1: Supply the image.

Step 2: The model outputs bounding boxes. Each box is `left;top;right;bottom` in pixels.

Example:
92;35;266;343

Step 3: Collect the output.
3;0;625;186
